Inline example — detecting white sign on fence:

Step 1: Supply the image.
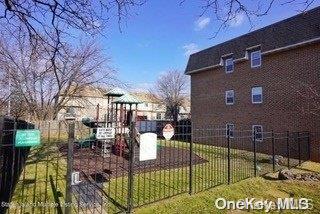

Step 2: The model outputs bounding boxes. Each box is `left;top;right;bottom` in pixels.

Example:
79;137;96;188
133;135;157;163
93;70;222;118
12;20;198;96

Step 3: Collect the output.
139;133;157;161
96;128;115;140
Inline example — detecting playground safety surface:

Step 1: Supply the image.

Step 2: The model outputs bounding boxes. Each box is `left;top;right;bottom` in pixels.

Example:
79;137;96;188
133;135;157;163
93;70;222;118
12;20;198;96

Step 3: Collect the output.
59;144;207;182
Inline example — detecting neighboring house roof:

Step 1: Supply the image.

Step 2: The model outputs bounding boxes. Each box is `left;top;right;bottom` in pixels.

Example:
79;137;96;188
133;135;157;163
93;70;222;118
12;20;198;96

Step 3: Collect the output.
181;98;191;109
105;87;127;97
60;85;108;98
112;93;142;104
132;92;161;104
61;104;85;109
185;6;320;74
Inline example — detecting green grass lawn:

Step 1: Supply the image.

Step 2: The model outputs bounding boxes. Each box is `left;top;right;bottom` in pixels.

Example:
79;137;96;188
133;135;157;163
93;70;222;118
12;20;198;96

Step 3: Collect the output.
10;137;68;214
9;134;306;214
104;140;296;212
136;161;320;214
9;124;95;214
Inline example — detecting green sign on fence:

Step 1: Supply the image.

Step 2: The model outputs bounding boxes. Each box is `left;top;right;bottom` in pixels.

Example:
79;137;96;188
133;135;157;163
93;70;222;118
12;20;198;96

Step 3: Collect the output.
15;130;41;147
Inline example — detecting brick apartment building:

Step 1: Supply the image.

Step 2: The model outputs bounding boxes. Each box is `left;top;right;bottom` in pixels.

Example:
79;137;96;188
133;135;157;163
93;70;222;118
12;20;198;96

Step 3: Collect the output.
185;7;320;160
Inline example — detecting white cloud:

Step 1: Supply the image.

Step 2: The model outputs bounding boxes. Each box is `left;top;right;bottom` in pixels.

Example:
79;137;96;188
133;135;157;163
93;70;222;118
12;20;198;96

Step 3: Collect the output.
194;17;211;31
183;43;199;57
229;12;245;27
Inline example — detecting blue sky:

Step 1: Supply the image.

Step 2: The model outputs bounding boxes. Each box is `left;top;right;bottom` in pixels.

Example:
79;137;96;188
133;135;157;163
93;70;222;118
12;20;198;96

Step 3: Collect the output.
98;1;320;91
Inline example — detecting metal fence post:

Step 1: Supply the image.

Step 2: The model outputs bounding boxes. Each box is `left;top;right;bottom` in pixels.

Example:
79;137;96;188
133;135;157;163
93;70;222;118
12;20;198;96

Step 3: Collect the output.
189;124;193;194
272;130;275;172
286;131;290;169
253;130;257;177
297;132;301;166
127;122;135;213
9;120;17;205
227;128;231;184
0;117;4;214
65;119;75;214
307;132;311;160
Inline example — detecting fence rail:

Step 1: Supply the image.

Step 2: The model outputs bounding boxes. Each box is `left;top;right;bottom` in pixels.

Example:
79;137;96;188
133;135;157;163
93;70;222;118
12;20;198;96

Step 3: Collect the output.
0;118;314;213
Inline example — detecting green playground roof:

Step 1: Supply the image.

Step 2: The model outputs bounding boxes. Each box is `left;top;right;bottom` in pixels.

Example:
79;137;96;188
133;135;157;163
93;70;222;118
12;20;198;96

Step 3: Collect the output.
112;93;142;104
105;87;127;97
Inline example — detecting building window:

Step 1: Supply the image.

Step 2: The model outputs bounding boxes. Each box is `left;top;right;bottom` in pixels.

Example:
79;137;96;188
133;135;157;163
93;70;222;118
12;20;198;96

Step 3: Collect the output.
225;90;234;105
156;113;162;120
226;123;235;138
252;125;263;141
225;58;234;73
252;87;263;104
251;50;261;68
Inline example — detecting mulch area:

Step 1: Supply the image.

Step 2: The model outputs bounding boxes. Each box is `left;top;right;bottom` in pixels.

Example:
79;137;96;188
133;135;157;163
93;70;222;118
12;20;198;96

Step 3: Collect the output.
59;143;207;182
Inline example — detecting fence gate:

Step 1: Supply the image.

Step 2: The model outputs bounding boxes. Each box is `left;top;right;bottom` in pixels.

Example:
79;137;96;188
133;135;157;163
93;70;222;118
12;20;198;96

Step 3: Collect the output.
65;122;132;213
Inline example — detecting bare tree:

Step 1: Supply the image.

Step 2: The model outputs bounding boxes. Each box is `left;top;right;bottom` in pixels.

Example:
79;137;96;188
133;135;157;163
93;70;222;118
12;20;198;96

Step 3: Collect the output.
0;75;10;114
0;33;115;120
181;0;317;38
0;1;145;95
151;70;189;123
1;0;316;43
0;0;145;46
0;0;316;46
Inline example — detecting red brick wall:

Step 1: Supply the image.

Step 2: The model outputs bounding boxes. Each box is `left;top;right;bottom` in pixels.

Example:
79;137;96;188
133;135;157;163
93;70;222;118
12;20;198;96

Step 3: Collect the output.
190;42;320;161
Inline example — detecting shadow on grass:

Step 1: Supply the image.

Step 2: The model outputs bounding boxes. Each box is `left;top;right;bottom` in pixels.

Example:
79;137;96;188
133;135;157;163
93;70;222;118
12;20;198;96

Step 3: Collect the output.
22;179;36;185
83;173;127;213
26;140;65;165
49;175;63;214
261;174;279;181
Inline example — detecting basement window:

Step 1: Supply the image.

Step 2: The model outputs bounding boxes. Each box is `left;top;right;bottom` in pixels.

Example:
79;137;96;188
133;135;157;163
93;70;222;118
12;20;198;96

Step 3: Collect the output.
225;58;234;73
252;125;263;142
251;50;261;68
225;90;234;105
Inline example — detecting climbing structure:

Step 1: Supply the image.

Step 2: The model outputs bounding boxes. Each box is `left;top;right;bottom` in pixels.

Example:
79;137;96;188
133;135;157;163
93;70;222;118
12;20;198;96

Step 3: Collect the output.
105;88;141;132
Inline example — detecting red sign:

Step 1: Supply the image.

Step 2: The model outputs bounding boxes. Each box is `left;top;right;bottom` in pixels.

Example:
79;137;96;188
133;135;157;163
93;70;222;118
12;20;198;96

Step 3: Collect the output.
163;124;174;140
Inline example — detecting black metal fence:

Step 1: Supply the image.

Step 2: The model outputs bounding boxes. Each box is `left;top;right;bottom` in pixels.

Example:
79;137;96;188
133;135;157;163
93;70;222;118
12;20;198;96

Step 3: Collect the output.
0;119;313;213
0;116;35;214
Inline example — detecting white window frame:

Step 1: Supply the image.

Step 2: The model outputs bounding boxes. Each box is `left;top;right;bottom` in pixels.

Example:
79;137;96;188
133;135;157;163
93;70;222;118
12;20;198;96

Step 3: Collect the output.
226;123;235;138
252;125;263;142
251;50;261;68
225;90;234;105
251;86;263;104
225;58;234;73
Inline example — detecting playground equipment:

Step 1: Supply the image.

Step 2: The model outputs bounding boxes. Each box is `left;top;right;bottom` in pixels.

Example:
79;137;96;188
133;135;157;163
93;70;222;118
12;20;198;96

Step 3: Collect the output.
109;92;142;157
76;88;142;157
105;88;141;129
75;118;102;148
